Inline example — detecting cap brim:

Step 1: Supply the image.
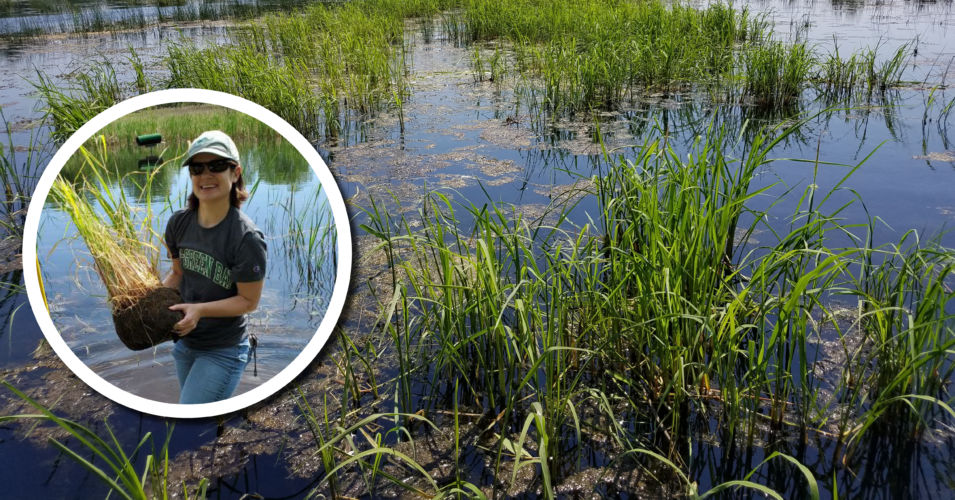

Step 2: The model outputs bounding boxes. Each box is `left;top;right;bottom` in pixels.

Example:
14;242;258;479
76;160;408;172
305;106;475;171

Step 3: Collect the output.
181;147;237;166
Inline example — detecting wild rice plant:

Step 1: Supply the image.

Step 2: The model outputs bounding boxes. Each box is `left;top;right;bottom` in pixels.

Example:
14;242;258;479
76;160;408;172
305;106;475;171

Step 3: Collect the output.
33;61;123;143
818;41;911;104
0;109;43;239
0;380;208;500
166;42;323;138
295;389;445;498
48;137;164;312
279;183;337;298
626;448;819;499
840;231;955;451
166;1;416;140
744;41;813;108
457;0;766;113
356;111;955;494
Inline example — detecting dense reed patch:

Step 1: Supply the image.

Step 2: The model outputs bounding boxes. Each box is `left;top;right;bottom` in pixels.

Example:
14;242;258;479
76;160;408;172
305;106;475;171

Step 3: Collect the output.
165;0;459;139
455;0;766;113
454;0;916;115
359;121;955;495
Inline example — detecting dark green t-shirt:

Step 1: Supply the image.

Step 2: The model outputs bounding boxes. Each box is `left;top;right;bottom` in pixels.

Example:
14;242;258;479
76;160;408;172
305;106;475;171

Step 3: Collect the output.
165;207;267;349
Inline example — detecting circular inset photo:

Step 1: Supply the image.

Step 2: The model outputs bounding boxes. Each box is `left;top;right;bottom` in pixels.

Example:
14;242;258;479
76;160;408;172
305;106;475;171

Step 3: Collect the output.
22;90;351;418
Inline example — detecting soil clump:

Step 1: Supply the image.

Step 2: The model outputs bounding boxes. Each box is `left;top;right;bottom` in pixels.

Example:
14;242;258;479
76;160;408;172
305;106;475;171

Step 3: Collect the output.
113;286;183;350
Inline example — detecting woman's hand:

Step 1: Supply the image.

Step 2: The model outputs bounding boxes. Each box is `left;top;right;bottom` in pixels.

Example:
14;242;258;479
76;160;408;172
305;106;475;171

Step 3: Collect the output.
169;303;203;336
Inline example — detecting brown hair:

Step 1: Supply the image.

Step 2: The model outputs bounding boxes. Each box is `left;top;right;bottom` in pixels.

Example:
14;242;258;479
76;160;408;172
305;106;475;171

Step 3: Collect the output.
187;165;249;211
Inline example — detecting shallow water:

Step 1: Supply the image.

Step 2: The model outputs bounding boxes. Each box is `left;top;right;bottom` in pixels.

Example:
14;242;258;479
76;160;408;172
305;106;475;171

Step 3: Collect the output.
0;0;312;37
1;0;954;497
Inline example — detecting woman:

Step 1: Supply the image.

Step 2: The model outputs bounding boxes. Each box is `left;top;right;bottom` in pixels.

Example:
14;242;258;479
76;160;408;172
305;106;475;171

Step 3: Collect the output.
163;130;267;404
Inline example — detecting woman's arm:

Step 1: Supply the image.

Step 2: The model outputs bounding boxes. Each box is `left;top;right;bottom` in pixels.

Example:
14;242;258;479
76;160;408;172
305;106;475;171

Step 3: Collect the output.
163;258;183;289
169;280;264;336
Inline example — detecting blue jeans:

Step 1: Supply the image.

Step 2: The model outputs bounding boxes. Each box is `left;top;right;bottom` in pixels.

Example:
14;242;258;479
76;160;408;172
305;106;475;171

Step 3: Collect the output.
172;338;250;404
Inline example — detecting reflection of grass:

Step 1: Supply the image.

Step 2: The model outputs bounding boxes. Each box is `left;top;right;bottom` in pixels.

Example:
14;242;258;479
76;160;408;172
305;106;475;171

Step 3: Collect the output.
0;0;313;39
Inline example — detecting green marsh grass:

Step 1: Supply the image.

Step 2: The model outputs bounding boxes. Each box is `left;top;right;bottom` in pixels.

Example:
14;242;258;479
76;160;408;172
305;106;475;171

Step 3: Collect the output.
164;0;455;140
276;182;337;298
817;42;911;103
360;117;955;494
453;0;921;119
166;42;324;138
456;0;767;113
0;380;209;500
27;0;926;144
295;388;452;498
71;103;280;150
744;41;813;107
840;231;955;452
33;61;122;143
0;110;41;239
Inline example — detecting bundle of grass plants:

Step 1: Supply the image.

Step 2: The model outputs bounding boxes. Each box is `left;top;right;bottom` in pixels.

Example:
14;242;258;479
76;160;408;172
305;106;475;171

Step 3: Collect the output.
49;136;181;351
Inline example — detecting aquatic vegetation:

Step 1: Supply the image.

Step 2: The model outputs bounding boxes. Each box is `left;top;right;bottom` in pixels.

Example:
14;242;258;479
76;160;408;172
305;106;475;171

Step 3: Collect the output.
50;137;164;311
461;0;765;113
6;0;955;497
32;61;123;143
0;110;42;240
841;230;955;449
817;41;912;103
359;118;955;495
166;42;324;138
744;41;813;107
454;0;919;117
0;380;209;500
296;391;454;498
47;136;181;351
276;182;337;299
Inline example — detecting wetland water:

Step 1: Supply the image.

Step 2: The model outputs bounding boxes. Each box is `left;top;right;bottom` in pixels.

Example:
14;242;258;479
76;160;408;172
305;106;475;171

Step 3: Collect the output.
1;0;954;498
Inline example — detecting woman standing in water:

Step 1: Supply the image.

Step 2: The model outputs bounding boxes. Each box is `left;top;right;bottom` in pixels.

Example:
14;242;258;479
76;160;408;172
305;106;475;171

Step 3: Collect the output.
163;130;266;404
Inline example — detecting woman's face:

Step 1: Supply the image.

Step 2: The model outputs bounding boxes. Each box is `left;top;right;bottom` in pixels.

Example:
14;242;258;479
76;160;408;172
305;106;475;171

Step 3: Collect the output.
188;152;241;205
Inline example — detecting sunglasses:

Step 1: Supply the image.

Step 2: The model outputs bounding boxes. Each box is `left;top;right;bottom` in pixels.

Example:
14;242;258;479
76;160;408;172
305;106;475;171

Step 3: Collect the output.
187;159;237;176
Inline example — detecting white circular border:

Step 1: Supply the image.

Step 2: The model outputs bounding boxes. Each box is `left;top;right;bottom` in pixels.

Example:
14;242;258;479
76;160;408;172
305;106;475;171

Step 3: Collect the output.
22;89;352;419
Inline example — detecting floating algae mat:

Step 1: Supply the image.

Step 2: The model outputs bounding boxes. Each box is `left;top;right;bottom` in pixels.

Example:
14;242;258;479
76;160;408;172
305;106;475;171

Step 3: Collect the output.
49;140;181;350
